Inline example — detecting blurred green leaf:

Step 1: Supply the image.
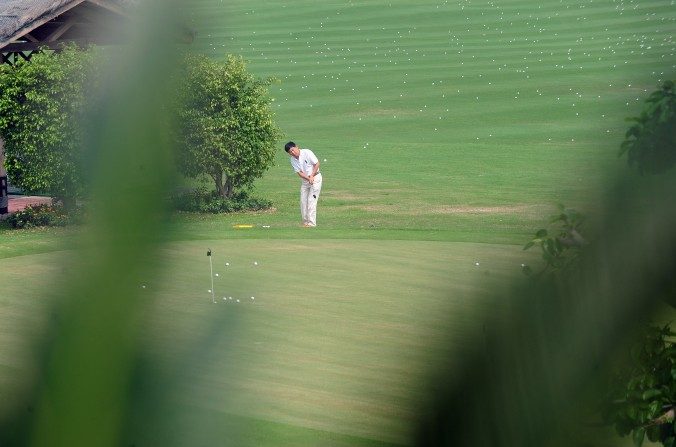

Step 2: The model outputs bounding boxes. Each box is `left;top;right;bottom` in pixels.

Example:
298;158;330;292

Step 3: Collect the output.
641;390;662;400
633;427;646;447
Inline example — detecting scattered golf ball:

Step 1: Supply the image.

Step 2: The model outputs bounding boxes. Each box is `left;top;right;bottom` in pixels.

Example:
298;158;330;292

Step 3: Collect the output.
323;158;327;162
208;289;212;293
253;261;258;266
225;262;230;266
475;262;480;266
228;296;232;300
251;296;255;300
141;284;146;289
223;297;227;301
215;273;219;277
236;299;240;303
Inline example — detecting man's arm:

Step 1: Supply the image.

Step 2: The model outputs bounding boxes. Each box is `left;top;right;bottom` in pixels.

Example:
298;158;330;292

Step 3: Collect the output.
308;161;320;183
296;171;312;182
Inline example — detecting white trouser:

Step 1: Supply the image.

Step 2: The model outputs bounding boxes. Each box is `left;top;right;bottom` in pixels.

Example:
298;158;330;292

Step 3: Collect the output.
300;173;322;226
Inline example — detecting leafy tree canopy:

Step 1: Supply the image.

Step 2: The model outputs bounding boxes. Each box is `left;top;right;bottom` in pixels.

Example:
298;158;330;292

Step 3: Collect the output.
175;54;280;198
0;45;100;208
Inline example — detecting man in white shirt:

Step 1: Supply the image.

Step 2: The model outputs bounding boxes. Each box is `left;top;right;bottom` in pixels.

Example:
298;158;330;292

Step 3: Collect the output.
285;141;323;227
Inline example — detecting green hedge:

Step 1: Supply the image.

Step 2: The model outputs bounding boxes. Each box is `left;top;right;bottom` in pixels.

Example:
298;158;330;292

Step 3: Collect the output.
171;188;272;214
5;204;84;229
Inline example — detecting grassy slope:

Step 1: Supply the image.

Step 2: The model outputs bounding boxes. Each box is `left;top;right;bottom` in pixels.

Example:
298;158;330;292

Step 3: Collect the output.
178;0;675;243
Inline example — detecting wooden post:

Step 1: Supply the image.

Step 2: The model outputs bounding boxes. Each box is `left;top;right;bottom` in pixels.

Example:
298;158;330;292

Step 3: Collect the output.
0;138;7;214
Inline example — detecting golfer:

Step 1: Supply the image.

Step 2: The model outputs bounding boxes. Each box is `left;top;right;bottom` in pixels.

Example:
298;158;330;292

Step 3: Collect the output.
285;141;322;227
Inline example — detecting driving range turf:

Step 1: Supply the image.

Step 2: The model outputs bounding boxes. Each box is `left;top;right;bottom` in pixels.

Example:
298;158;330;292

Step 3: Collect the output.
1;0;675;445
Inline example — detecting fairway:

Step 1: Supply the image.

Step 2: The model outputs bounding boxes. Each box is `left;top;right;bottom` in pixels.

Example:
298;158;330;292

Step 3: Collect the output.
182;0;676;242
0;0;674;445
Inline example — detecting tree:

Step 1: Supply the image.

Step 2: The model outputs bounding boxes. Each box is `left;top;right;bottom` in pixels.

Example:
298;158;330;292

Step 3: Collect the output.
175;54;280;198
620;80;676;175
0;45;99;209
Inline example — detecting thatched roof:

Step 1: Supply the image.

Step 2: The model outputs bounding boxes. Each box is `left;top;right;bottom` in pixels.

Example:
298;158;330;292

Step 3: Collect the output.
0;0;136;53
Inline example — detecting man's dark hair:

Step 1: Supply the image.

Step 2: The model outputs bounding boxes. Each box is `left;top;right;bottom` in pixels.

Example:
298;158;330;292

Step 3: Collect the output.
284;141;296;153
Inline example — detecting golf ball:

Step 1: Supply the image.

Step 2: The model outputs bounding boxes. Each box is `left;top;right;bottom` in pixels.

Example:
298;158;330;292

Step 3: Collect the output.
253;261;258;266
225;262;230;266
251;296;255;300
474;262;480;266
141;285;146;289
215;273;219;277
236;299;240;303
208;289;212;293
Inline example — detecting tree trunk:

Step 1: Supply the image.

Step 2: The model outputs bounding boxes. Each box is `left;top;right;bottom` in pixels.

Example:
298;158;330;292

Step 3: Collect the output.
224;177;234;198
212;171;234;198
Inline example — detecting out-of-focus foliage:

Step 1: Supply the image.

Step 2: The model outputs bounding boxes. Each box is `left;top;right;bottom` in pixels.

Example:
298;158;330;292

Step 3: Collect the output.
0;2;182;446
0;45;100;209
416;174;676;447
522;204;586;277
604;325;676;447
620;80;676;175
175;54;280;198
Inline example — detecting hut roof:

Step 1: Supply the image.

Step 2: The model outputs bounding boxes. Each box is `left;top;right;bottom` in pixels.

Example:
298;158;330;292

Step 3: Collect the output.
0;0;136;52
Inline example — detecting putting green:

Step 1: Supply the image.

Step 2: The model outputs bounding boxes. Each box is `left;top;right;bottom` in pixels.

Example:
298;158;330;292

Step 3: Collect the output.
0;239;536;445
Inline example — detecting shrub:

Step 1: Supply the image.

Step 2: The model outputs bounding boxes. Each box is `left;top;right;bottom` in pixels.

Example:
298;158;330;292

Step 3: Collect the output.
6;203;84;229
171;187;272;214
0;45;100;209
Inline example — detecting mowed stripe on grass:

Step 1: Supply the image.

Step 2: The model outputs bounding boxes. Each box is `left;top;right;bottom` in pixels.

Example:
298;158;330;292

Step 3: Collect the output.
182;0;675;241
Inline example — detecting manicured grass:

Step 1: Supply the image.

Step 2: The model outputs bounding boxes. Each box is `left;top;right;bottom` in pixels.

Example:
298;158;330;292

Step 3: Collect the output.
0;225;79;258
1;240;538;446
185;0;674;241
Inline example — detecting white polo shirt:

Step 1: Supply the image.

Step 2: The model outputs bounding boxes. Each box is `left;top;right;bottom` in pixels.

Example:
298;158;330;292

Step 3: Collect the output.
290;148;319;177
